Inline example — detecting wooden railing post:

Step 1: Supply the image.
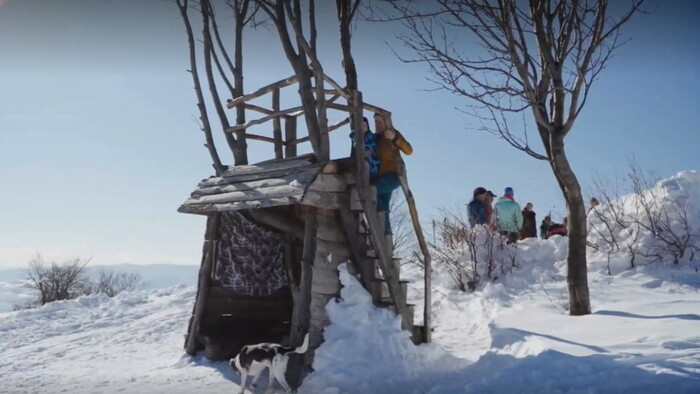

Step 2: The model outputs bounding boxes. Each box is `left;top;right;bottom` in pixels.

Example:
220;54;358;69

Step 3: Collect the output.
285;116;297;158
273;88;283;160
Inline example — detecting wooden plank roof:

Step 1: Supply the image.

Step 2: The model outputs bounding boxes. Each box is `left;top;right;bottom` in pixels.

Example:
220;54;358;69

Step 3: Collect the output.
178;154;322;214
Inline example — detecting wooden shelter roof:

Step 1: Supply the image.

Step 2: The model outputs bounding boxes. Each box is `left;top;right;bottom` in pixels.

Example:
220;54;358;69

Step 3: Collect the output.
178;154;322;214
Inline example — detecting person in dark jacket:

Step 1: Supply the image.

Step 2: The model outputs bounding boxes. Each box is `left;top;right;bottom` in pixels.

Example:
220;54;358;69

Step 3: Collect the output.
468;187;489;227
372;112;413;235
519;202;537;239
540;215;552;239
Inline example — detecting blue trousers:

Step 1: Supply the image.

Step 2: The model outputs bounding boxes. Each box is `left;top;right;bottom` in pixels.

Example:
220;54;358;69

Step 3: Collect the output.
372;173;401;234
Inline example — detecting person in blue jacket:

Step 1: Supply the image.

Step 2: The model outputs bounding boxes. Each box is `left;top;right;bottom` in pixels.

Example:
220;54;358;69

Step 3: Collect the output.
494;186;523;244
349;116;380;178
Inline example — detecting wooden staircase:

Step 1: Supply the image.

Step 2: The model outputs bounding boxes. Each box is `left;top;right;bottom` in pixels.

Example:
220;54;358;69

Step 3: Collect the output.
339;173;424;343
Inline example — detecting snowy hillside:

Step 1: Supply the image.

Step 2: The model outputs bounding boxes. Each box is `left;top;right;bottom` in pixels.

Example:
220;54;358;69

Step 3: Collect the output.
1;172;699;393
0;264;198;313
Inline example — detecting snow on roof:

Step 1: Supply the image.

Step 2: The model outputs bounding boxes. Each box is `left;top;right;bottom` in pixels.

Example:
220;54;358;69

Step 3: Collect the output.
178;154;323;214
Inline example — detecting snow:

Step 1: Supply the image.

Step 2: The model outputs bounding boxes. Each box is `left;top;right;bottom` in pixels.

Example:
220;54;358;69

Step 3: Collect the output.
1;171;700;393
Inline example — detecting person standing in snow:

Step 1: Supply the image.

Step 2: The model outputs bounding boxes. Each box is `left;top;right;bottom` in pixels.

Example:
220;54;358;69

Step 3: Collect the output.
371;112;413;235
468;187;489;227
494;187;523;244
540;215;552;239
519;202;537;240
350;116;380;178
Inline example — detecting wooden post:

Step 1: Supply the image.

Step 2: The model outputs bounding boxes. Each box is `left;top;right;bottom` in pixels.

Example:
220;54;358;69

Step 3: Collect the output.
308;209;351;355
286;208;316;390
273;88;283;160
285;116;297;158
184;213;219;354
395;155;433;343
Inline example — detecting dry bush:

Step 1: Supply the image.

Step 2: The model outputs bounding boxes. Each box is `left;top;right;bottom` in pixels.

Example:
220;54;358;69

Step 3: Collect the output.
27;255;92;306
430;208;514;291
92;270;143;297
23;255;144;309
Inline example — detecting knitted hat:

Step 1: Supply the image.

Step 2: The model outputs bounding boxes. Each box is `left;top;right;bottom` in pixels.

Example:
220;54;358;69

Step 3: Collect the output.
504;187;514;196
473;187;487;197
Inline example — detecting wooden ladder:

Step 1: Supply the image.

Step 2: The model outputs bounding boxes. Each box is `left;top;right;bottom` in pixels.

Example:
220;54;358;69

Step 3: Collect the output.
339;174;420;341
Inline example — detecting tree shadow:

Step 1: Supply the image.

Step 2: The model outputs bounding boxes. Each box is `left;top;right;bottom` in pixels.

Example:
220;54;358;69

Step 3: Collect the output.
595;309;700;320
489;325;609;353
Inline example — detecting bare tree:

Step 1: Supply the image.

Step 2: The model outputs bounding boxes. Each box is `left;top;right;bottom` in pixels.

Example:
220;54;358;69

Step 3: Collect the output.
27;255;92;306
376;0;644;315
175;0;259;169
254;0;331;163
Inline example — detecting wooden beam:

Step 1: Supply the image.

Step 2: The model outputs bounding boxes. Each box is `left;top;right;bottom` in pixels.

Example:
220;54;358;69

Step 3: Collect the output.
273;88;283;160
326;102;353;113
245;133;276;144
328;118;350;133
322;74;351;99
184;213;219;355
285;116;297;158
226;74;298;108
286;136;311;146
326;93;342;104
243;103;273;115
227;106;304;132
362;102;391;117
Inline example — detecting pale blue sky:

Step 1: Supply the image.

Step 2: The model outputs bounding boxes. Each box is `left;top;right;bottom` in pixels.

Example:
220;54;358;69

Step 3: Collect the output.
0;0;697;268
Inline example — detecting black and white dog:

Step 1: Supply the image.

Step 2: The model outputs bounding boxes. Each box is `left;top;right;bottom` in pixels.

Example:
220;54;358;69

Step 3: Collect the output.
230;334;309;394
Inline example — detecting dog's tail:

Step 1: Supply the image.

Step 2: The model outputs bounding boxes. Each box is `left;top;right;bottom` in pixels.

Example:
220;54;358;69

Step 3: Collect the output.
291;333;310;355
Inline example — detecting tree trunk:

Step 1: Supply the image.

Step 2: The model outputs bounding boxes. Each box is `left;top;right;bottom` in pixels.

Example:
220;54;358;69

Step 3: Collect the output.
550;134;591;315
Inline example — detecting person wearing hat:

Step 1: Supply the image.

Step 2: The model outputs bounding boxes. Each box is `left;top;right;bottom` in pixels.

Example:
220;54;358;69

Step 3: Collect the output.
468;187;489;227
494;186;523;244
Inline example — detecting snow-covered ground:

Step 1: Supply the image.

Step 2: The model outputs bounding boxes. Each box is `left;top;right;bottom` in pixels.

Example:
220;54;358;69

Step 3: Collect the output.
1;171;699;393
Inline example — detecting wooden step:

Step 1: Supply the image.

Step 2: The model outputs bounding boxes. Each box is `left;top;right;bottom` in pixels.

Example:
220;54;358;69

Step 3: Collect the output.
372;278;409;305
369;257;402;280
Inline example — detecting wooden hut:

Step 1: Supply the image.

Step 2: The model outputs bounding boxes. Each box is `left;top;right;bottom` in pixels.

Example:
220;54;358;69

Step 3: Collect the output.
179;74;432;371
